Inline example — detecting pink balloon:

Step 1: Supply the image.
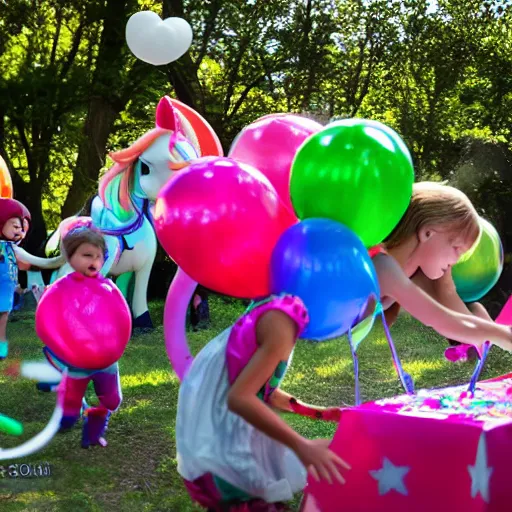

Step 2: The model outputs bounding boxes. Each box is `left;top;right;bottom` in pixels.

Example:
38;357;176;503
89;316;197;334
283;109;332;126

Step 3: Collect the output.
229;114;323;211
164;267;197;381
154;156;297;299
36;273;132;370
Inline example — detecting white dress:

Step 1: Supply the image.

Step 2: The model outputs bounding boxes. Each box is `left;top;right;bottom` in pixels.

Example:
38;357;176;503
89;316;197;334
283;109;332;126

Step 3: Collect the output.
176;327;307;503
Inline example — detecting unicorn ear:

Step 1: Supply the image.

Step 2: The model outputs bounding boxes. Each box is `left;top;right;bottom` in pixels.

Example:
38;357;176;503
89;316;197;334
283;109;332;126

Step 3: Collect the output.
156;96;181;133
174;110;201;157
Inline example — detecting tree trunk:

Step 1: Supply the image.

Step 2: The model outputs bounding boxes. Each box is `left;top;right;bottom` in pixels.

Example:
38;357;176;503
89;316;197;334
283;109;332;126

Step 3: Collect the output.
16;182;47;254
61;97;120;217
61;0;139;217
300;0;314;111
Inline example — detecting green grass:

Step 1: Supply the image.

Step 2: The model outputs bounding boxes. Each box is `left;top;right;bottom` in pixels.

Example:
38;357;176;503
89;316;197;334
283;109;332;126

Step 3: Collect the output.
2;298;512;511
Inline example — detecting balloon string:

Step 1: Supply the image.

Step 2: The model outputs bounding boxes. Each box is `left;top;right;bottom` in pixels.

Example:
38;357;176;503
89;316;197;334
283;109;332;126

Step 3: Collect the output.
380;311;415;394
468;341;491;394
347;328;361;406
466;296;512;393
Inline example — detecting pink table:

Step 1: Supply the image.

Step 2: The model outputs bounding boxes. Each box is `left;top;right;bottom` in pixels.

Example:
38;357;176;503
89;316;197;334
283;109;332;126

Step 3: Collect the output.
301;373;512;512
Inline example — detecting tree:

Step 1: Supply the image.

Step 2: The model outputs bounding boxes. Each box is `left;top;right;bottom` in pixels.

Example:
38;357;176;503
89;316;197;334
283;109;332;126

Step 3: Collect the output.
60;0;157;218
2;0;511;256
361;0;512;177
0;1;94;249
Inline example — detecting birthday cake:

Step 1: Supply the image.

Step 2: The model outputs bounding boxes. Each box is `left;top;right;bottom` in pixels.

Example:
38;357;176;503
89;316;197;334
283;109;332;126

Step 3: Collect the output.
368;376;512;425
302;373;512;512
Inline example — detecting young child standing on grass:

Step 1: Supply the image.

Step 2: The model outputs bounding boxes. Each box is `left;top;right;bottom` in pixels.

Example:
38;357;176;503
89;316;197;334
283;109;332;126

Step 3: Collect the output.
0;198;63;360
40;226;124;448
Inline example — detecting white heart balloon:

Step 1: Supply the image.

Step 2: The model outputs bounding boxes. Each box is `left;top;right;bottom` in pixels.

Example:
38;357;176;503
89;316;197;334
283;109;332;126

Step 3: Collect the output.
126;11;193;66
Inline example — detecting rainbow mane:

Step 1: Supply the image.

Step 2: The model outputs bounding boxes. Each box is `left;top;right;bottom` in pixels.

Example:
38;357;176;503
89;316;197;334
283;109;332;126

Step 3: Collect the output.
98;96;201;223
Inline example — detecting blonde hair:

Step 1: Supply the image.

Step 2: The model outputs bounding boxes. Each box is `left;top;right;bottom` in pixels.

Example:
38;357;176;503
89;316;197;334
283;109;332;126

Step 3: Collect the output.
385;182;480;250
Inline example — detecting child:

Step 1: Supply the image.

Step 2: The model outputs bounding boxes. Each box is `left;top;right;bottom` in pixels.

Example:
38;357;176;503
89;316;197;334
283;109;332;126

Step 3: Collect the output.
0;198;63;360
367;182;512;353
42;226;123;448
176;294;350;511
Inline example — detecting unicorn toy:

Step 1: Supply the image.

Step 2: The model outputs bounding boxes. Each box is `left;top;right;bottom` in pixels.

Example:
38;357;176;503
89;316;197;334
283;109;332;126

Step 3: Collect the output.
32;97;223;329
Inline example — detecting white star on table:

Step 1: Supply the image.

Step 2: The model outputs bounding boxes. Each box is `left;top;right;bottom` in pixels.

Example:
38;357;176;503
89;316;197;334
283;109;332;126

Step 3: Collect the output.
468;432;493;503
370;457;410;496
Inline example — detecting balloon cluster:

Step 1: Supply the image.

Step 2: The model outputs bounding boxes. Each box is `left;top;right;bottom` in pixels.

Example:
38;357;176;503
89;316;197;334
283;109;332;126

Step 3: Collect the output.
155;114;414;342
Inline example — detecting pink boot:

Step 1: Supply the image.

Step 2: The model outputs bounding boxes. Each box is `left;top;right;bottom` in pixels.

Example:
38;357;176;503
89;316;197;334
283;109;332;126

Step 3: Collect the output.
444;344;479;363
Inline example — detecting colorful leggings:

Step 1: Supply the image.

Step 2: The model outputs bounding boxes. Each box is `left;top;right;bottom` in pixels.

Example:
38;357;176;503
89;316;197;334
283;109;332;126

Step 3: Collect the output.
61;370;122;421
43;348;122;428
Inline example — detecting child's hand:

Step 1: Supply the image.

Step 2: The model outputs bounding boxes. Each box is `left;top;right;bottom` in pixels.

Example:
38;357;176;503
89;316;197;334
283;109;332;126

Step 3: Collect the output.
31;285;46;303
295;438;351;484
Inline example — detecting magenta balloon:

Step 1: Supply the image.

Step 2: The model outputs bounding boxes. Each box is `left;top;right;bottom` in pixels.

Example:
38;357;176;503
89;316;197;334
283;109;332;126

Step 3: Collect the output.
164;267;197;381
229;114;323;212
35;273;132;370
154;156;297;299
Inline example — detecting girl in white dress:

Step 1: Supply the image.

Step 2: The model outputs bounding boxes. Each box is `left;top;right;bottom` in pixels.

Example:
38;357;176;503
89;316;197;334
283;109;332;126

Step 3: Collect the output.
176;294;349;511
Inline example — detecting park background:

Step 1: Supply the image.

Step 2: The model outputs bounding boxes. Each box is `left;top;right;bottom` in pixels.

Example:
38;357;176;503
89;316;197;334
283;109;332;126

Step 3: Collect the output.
1;0;512;510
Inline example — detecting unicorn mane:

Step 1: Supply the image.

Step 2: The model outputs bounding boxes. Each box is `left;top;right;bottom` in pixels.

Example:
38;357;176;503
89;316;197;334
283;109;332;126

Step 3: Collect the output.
98;97;202;220
98;128;171;216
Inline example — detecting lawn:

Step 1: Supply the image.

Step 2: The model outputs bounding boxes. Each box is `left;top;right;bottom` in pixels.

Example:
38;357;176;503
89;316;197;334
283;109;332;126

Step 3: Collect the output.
2;297;512;511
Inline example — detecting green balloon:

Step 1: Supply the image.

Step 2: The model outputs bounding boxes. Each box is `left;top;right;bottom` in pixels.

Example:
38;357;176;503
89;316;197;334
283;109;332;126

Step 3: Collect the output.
452;217;503;302
290;119;414;247
0;413;23;436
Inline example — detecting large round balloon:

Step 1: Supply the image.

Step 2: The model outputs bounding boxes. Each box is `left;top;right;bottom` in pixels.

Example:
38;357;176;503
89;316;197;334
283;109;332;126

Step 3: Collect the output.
154;156;297;299
289;119;414;248
229;114;322;212
0;156;13;198
271;218;380;340
36;273;132;369
452;217;504;302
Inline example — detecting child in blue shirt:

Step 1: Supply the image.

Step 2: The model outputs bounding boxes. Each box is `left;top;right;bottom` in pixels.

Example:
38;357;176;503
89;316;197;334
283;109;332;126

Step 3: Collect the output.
0;198;63;360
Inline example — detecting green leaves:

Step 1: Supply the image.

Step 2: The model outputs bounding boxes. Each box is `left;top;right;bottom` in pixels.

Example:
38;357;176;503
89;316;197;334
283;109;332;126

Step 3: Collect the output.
0;0;511;245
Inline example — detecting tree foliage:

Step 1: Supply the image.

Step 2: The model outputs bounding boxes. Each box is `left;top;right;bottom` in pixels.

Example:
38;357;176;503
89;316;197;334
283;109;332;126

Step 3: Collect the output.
0;0;511;261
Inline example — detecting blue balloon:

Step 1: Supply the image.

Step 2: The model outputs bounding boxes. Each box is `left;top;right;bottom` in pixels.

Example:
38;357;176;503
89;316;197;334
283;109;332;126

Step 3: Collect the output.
271;218;380;341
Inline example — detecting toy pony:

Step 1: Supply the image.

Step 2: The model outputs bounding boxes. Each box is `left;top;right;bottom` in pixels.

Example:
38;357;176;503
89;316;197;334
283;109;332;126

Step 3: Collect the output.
33;97;222;329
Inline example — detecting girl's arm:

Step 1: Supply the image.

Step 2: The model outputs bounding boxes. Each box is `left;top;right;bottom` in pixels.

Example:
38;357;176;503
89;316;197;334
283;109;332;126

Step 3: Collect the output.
374;254;512;351
13;246;65;270
18;260;31;271
268;388;341;422
227;309;349;483
416;269;495;324
429;270;494;320
227;310;310;450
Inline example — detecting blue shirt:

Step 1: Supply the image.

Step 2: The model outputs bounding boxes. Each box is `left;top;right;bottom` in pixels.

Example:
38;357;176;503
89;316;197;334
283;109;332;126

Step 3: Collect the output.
0;241;17;285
